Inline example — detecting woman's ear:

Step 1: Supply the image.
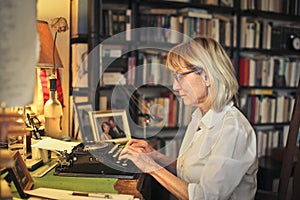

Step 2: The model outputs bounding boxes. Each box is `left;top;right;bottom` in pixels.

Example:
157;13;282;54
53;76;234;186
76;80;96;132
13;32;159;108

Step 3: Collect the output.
201;73;210;87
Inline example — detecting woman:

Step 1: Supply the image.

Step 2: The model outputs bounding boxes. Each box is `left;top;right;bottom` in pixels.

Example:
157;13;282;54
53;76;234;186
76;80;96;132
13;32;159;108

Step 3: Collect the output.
119;37;258;200
100;121;113;141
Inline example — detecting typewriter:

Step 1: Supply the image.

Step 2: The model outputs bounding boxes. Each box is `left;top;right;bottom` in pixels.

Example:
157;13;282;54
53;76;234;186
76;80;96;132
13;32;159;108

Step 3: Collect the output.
54;142;140;179
54;108;140;179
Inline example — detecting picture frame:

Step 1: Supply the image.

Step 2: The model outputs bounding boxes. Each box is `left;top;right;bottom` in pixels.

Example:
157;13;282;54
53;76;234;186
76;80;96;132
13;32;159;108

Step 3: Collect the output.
72;43;88;88
89;109;131;144
8;151;34;198
74;102;94;143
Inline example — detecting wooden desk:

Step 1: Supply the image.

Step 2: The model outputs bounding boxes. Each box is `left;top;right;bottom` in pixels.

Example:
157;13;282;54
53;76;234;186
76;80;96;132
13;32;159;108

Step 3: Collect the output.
10;168;141;199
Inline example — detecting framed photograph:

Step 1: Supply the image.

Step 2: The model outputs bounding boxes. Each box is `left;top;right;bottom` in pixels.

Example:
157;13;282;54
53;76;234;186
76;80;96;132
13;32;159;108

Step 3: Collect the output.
74;102;94;143
72;43;88;88
8;151;34;198
89;109;131;144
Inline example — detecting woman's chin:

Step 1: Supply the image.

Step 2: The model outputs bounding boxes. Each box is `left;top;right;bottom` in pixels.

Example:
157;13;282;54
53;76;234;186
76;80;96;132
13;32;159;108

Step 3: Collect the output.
182;98;192;106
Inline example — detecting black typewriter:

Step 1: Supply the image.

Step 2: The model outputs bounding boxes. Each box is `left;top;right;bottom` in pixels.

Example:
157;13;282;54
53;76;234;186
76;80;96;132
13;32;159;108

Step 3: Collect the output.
56;108;140;179
54;142;140;179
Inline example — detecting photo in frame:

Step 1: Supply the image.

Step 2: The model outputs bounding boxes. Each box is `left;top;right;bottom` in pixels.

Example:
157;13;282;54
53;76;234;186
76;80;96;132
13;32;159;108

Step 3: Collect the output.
7;151;34;198
74;102;94;143
89;110;131;144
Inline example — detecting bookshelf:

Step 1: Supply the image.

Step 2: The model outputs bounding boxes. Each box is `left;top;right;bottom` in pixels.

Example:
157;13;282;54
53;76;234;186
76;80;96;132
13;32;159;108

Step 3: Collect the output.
237;0;300;191
237;1;300;161
70;0;300;181
70;0;236;154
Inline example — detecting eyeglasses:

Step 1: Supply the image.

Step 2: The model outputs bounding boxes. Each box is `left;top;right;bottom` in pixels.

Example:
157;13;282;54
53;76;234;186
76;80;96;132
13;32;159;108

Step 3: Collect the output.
173;68;203;82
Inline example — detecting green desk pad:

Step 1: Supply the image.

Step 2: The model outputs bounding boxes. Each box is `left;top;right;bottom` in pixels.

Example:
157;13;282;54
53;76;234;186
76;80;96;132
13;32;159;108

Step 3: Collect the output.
33;169;118;192
10;169;118;198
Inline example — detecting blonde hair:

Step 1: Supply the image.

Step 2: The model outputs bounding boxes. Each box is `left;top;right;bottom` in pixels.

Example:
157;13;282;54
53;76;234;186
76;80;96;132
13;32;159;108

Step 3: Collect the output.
166;37;239;112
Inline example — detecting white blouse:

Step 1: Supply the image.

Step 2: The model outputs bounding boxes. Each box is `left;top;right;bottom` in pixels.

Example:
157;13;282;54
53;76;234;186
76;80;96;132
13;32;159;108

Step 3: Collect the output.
177;102;258;200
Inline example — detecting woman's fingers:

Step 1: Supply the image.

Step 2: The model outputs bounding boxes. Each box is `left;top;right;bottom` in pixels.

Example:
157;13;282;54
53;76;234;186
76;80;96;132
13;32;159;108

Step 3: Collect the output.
126;139;147;147
119;149;162;173
125;138;142;146
119;139;160;173
120;145;144;156
118;146;142;164
124;139;148;152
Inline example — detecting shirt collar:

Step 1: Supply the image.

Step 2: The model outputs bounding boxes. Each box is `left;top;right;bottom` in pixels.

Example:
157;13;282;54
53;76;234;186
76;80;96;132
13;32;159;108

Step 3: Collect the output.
194;101;234;130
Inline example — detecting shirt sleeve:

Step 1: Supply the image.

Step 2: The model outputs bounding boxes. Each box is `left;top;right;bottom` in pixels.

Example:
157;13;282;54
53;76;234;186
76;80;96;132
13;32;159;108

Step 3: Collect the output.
188;116;257;200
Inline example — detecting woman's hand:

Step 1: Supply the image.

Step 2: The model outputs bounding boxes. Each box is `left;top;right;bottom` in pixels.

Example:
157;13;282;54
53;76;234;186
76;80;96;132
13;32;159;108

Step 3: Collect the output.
124;138;155;154
119;139;162;173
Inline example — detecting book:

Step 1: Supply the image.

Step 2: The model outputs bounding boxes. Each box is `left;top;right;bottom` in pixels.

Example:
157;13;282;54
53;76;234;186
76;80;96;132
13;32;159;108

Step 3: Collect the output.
290;61;299;87
260;97;271;123
169;16;181;43
99;96;108;111
248;59;256;86
161;92;176;127
273;58;286;87
127;56;136;86
126;9;132;41
283;125;289;146
179;7;211;19
102;72;126;85
71;0;88;37
220;0;234;7
213;14;232;44
205;0;218;5
245;22;255;48
271;26;282;50
270;97;276;123
211;18;220;43
142;8;177;15
239;58;250;86
276;95;285;123
102;45;125;58
257;131;267;157
272;130;279;148
264;58;274;87
112;10;127;35
254;20;262;49
262;20;272;49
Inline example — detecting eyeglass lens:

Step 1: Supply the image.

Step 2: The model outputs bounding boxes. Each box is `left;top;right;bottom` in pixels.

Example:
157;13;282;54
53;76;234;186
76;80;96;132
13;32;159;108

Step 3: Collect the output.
174;68;202;81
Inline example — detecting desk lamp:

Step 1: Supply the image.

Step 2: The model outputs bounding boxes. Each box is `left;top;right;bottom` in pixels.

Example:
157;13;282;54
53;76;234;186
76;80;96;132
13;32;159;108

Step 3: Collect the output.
36;19;67;139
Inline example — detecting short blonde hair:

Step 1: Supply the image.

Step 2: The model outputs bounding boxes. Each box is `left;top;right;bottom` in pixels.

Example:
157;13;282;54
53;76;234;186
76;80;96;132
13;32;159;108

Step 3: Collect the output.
166;37;239;112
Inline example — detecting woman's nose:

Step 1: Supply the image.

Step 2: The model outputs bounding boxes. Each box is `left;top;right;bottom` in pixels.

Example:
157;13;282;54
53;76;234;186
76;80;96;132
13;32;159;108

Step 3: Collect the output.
173;79;181;91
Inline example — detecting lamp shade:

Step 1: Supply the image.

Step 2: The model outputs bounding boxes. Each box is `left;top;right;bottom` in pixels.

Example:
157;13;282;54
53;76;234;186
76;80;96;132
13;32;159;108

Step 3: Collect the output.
37;20;63;68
